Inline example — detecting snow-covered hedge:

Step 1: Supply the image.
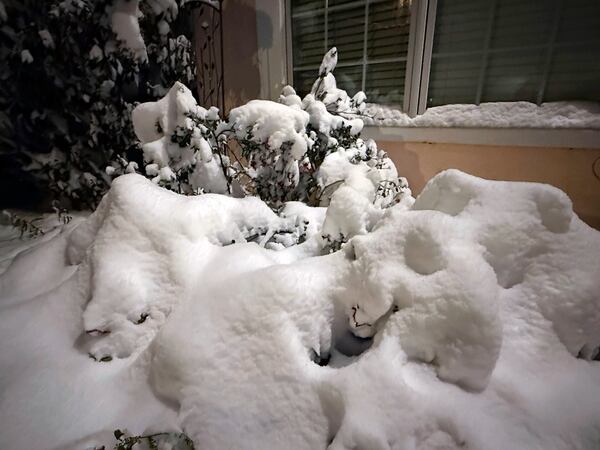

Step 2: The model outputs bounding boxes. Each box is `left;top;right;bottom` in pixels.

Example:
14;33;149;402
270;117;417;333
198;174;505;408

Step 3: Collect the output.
0;0;195;208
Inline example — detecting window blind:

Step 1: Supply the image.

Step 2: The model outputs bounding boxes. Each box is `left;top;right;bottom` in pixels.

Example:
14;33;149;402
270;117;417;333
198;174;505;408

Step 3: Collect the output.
291;0;411;106
428;0;600;107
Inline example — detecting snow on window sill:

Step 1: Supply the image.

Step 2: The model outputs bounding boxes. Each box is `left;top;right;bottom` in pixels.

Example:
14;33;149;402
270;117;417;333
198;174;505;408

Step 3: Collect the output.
361;102;600;149
362;101;600;130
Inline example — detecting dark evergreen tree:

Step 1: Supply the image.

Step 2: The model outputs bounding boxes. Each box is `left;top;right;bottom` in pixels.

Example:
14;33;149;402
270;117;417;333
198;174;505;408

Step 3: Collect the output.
0;0;196;209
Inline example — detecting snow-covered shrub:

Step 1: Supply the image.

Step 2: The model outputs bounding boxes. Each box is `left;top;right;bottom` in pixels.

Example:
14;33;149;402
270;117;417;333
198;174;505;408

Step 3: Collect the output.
126;81;231;195
127;48;410;210
228;99;313;204
241;47;410;208
116;48;414;252
0;0;196;208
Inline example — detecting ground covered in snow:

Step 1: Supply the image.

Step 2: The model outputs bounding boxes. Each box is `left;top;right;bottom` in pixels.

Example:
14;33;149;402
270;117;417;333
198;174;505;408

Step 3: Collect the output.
1;170;600;450
363;101;600;129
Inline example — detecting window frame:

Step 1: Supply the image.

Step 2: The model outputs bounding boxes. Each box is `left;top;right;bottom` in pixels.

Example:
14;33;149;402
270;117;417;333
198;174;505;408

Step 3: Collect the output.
285;0;435;117
403;0;436;116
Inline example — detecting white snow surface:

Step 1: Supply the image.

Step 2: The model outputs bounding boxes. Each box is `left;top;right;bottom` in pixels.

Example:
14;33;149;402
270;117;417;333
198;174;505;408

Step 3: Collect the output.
1;171;600;450
111;0;180;61
132;82;199;144
89;44;104;60
364;101;600;129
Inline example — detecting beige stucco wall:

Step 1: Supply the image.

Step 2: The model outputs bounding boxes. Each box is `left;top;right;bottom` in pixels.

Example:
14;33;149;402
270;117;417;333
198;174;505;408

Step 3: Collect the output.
222;0;288;113
381;140;600;229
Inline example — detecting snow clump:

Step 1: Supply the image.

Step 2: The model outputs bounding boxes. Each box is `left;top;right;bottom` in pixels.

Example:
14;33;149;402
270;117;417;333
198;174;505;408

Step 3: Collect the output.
229;100;311;160
128;82;230;194
111;0;147;62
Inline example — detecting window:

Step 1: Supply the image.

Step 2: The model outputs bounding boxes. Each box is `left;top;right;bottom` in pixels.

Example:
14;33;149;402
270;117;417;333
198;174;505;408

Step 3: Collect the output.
289;0;600;116
428;0;600;107
290;0;411;105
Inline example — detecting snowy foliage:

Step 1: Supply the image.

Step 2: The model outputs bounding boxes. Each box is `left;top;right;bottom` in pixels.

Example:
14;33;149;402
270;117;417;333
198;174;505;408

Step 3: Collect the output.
1;170;600;450
112;429;194;450
118;48;412;249
126;81;230;195
125;47;411;222
0;0;196;208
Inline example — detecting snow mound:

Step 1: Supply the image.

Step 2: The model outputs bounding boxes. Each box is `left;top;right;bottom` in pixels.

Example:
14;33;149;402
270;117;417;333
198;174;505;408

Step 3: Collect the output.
318;150;412;247
1;170;600;450
319;46;338;77
341;207;502;391
66;174;287;360
414;170;600;358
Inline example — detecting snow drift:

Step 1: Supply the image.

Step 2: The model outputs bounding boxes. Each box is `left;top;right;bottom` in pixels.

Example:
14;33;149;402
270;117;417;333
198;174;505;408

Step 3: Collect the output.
1;170;600;450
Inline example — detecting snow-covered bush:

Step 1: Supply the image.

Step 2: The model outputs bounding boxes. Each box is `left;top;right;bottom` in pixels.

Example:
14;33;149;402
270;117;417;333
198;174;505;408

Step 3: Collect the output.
126;81;231;195
124;48;412;248
0;0;196;208
126;48;411;213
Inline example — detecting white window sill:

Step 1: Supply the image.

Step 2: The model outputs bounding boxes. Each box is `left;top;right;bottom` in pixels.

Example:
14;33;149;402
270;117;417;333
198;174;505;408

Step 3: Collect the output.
362;126;600;149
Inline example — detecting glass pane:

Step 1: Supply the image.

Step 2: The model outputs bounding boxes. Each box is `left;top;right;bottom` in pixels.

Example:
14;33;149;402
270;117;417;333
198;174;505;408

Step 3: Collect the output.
557;0;600;44
293;70;319;97
328;0;356;7
365;61;406;105
327;4;365;65
546;45;600;102
547;0;600;102
482;49;545;103
291;0;411;107
367;0;411;61
292;11;326;68
432;0;489;55
334;65;363;97
428;55;480;106
491;0;553;48
429;0;600;106
291;0;324;16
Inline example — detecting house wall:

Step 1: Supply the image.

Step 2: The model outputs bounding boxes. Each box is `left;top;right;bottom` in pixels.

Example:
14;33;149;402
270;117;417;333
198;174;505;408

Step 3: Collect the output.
379;140;600;229
221;0;287;113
